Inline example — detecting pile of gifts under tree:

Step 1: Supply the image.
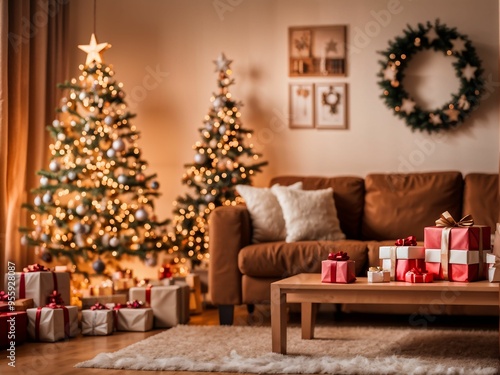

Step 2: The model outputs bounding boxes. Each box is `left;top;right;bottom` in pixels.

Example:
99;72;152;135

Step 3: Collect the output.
1;264;190;346
321;211;500;284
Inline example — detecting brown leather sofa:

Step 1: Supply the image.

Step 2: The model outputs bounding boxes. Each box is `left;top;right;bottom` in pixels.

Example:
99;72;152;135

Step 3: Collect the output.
208;171;499;324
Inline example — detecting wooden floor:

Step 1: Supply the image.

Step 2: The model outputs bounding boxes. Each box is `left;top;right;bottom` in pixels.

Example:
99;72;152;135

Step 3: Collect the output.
2;304;498;375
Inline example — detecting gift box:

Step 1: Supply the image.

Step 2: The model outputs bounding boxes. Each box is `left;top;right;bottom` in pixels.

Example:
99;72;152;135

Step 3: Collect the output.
424;211;491;282
405;268;433;283
367;267;390;283
81;294;127;310
27;304;79;342
379;237;425;281
110;302;153;332
0;311;27;348
14;299;34;311
129;284;190;327
425;249;491;282
89;280;114;296
321;252;356;284
486;253;500;282
5;265;70;307
81;304;113;336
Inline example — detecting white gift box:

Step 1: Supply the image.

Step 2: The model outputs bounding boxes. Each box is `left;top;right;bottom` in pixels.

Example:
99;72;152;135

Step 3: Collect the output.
27;306;79;342
379;246;425;260
112;307;153;332
486;253;500;282
6;272;70;307
367;270;390;283
379;246;425;275
425;249;491;264
81;309;113;336
129;284;190;327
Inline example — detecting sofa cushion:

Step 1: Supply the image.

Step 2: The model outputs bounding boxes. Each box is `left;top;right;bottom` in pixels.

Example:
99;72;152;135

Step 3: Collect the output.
271;186;345;242
362;172;463;241
238;240;367;278
463;173;498;229
235;182;302;243
270;176;365;239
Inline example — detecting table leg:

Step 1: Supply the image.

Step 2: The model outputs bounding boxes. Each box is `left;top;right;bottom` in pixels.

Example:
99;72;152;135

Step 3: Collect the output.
271;284;287;354
498;284;500;357
301;302;318;339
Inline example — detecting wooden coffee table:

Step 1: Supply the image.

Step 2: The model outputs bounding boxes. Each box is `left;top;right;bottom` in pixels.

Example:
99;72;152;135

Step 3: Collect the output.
271;273;500;354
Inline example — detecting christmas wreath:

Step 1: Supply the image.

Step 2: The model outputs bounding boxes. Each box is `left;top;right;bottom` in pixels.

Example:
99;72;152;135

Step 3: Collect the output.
378;20;484;132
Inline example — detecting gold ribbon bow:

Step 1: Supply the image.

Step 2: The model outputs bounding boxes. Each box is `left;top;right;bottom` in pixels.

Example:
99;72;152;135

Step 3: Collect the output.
435;211;474;227
369;266;384;272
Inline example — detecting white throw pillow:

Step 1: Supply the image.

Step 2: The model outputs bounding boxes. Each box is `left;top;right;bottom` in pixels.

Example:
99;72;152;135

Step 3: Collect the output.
236;182;302;243
271;186;345;243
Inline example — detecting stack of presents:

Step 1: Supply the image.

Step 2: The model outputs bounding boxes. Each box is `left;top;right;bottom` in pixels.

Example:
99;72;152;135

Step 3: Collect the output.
322;211;500;284
1;263;199;347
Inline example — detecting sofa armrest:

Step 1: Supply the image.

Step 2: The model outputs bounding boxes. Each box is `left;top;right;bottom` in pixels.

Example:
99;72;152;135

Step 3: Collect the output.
209;205;252;306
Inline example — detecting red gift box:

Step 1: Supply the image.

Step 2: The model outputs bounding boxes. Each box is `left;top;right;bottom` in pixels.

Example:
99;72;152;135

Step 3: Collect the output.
424;211;491;282
321;252;356;284
405;268;433;283
379;236;425;281
0;311;27;348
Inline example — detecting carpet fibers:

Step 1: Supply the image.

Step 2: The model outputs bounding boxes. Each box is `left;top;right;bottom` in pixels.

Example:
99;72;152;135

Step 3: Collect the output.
75;325;500;374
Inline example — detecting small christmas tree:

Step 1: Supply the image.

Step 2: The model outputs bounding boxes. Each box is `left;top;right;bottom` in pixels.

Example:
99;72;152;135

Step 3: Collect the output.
169;53;267;267
19;34;169;276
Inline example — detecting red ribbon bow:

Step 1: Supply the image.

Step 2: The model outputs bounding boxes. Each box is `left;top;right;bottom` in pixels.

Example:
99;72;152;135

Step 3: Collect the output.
126;300;144;309
408;267;425;275
0;291;8;302
327;251;350;261
46;290;64;305
90;302;108;310
23;263;50;272
395;235;417;246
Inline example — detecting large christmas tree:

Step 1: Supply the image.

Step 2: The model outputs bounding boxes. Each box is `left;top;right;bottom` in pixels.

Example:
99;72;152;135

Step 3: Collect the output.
19;34;169;276
169;53;266;266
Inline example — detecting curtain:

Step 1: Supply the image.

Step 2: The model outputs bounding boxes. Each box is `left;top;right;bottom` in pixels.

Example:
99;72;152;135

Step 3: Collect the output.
0;0;69;290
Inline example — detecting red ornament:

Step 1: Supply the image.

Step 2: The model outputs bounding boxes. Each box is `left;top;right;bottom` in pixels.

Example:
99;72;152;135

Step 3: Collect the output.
158;264;172;280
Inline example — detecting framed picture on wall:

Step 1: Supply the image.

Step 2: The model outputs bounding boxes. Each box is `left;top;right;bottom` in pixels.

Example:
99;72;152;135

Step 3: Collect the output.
289;25;347;77
314;83;347;129
289;83;314;128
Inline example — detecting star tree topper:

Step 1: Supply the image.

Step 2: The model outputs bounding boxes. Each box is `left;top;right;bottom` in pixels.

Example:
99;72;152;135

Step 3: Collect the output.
214;52;232;72
78;33;111;66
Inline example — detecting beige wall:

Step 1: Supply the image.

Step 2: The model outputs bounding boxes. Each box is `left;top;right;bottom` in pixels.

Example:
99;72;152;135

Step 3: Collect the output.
68;0;499;224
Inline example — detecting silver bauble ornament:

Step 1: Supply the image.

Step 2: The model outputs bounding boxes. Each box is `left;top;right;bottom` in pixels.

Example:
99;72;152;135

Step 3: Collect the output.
135;173;146;183
204;194;215;203
61;105;68;112
20;235;28;246
219;125;227;135
194;153;207;164
40;176;49;186
42;192;53;204
109;237;120;248
40;250;53;263
117;174;128;184
112;138;126;151
34;196;42;206
49;160;60;172
135;208;148;222
205;123;213;132
78;91;87;101
41;233;51;242
104;115;114;125
67;171;77;181
52;119;60;128
76;204;87;216
107;148;116;158
57;133;66;141
84;224;91;234
73;222;84;234
151;181;160;190
101;233;110;247
75;233;85;247
70;120;77;127
213;97;224;108
60;175;69;184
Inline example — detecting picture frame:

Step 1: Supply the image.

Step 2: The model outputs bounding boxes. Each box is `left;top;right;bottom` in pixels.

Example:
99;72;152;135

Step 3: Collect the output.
314;83;347;129
289;25;347;77
289;83;314;128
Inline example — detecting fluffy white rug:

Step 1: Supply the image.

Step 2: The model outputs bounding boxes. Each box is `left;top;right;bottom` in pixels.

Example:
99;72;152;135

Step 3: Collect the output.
75;325;500;374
